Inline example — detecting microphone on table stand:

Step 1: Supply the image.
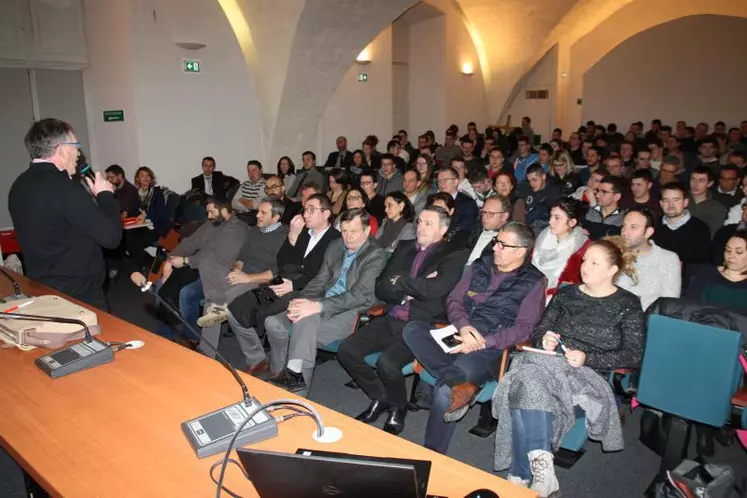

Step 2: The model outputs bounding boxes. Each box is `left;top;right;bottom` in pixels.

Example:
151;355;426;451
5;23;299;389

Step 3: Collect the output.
0;311;113;378
0;266;25;298
130;272;279;458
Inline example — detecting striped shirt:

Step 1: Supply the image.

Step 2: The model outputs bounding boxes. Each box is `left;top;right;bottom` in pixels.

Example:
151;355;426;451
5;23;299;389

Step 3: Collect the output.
232;179;266;212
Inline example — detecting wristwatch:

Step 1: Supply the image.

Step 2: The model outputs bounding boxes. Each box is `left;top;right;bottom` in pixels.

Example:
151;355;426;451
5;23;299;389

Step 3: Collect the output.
184;257;190;266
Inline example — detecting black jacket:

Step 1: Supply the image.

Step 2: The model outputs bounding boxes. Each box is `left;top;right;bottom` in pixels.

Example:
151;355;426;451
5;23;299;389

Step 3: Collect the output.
454;191;479;233
276;226;341;291
115;180;140;217
324;151;353;170
190;171;237;201
375;240;468;323
8;162;122;299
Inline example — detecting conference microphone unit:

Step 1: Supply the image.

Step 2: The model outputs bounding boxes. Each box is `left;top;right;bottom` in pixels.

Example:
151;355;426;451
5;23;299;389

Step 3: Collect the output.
131;275;278;458
0;311;113;378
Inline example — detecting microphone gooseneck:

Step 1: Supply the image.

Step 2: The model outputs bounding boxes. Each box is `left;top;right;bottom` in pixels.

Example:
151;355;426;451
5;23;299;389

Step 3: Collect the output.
0;267;22;297
0;311;93;342
131;274;251;406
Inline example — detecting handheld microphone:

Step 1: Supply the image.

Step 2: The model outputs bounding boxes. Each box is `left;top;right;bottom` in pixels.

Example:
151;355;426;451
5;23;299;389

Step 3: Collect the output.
0;311;113;378
130;273;277;458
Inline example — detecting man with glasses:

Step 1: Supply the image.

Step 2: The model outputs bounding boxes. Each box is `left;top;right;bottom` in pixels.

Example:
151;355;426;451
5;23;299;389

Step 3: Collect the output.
227;193;341;377
105;164;140;217
9;118;121;310
467;195;510;264
583;175;626;239
437;167;479;232
404;222;546;455
264;208;387;395
263;175;301;224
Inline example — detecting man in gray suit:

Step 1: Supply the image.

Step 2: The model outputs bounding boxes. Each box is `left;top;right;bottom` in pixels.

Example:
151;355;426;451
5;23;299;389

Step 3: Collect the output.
266;208;387;394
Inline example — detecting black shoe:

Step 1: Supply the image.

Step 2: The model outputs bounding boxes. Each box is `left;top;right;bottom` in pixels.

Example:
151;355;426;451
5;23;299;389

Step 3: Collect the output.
383;407;407;435
269;368;307;393
355;400;391;424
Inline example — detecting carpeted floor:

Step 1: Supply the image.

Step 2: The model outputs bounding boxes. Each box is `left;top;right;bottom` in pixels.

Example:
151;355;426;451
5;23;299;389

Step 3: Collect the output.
1;274;745;497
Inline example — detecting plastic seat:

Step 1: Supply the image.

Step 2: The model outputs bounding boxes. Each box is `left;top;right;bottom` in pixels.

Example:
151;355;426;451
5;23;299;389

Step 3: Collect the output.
364;352;415;376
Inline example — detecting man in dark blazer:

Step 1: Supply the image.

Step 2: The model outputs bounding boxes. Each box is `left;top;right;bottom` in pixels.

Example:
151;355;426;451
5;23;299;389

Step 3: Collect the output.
323;136;353;171
338;205;468;434
266;208;387;395
437;166;479;233
191;156;228;201
226;193;340;375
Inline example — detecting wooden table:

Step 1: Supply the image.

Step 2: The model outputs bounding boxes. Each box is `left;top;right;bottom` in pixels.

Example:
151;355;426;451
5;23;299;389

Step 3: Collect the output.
0;274;536;497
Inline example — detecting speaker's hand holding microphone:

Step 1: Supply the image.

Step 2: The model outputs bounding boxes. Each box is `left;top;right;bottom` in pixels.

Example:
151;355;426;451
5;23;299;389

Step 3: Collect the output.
85;171;115;196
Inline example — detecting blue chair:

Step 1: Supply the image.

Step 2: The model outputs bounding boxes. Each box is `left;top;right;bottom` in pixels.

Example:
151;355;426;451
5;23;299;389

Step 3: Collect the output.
636;314;744;491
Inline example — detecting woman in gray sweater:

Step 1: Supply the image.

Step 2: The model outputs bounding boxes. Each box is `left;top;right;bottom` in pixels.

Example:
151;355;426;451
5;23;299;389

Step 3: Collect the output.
374;191;416;252
493;238;645;498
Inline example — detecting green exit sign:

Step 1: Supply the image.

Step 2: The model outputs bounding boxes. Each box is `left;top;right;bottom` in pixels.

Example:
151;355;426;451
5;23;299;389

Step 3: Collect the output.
183;60;201;73
103;110;124;122
357;73;368;82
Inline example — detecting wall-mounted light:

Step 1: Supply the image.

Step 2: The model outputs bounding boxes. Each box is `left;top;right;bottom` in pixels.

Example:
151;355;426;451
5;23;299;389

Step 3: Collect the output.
175;42;207;50
461;62;474;75
356;47;372;65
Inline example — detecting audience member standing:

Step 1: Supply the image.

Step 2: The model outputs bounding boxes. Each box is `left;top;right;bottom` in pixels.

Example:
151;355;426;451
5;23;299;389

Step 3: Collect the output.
9;118;121;310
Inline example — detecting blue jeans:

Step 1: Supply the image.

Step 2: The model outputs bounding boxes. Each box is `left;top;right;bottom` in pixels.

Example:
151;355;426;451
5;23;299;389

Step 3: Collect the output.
403;320;503;454
509;409;553;480
154;278;204;340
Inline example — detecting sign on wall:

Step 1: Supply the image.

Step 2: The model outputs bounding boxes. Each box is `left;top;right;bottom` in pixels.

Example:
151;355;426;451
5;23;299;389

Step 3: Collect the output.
357;73;368;82
183;60;201;73
103;110;124;122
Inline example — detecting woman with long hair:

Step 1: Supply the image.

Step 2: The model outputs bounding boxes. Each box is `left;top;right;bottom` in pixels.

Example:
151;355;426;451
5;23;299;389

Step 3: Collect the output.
532;198;590;296
547;150;582;197
414;154;437;195
125;166;170;271
276;156;296;193
375;191;416;252
494;238;644;497
686;230;747;312
327;168;350;216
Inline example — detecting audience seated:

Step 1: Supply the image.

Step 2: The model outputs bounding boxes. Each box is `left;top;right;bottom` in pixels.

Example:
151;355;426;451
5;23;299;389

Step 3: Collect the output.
466;195;511;265
688;166;727;238
227;193;340;375
276;156;296;194
571;167;607;207
523;164;561;235
494;171;525;222
436;166;479;233
359;172;385;223
712;164;743;210
512;136;539;182
617;208;682;310
105;164;139;217
288;151;325;199
228;160;267;221
263;175;302;225
386;139;408;173
362;137;381;171
653;182;712;271
469;168;497;208
487;147;513;180
405;222;546;455
622;169;660;216
685;230;747;313
493;238;644;497
338;206;467;434
197;197;288;328
403;169;427;214
375;192;416;252
450;157;478;201
414;154;437;196
349;149;367;178
324;136;353;171
429;193;469;250
532;198;589;296
191;156;230;201
547;150;582;197
339;186;379;235
124;166;171;271
327;168;350;216
262;209;386;395
376;153;404;196
434;130;461;166
583;175;625;240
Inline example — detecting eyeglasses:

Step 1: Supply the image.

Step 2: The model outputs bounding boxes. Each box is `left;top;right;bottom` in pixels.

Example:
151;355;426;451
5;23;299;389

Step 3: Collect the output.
59;141;82;149
437;177;458;184
346;194;363;201
596;189;614;195
492;238;527;250
481;210;505;217
264;184;282;192
304;206;327;214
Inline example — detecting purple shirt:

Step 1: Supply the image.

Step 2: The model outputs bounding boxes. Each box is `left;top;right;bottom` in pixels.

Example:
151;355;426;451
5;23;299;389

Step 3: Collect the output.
389;243;435;321
446;265;546;350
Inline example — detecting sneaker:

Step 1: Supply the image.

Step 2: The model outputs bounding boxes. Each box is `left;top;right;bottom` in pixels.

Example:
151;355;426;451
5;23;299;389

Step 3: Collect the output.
197;303;229;328
506;475;530;488
268;368;307;393
528;450;560;497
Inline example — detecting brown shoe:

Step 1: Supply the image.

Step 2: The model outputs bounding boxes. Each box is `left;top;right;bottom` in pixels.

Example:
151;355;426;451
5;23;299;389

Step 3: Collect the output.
446;382;479;414
244;359;270;376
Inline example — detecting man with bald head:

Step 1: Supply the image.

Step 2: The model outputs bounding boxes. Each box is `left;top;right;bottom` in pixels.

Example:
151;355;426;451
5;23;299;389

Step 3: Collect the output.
324;136;352;170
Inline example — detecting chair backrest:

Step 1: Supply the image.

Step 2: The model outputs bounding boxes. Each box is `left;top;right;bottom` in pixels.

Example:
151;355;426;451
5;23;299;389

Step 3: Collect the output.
637;314;743;427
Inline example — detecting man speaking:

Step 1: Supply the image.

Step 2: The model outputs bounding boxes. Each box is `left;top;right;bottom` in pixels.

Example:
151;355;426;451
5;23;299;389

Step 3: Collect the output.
8;119;122;310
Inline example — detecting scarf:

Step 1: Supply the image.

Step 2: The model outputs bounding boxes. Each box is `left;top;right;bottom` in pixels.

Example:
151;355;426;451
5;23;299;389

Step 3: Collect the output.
532;226;589;289
138;186;153;212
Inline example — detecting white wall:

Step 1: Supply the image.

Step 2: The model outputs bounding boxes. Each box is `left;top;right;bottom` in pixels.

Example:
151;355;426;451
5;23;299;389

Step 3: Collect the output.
502;46;558;141
408;15;447;136
129;0;263;191
581;15;747;128
392;21;409;133
320;27;394;155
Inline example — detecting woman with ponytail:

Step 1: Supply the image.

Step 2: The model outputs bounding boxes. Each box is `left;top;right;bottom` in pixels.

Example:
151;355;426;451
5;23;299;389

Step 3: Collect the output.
493;238;645;498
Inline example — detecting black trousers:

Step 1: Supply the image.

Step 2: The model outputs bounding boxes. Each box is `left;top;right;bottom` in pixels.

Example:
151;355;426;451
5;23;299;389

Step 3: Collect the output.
124;227;159;273
337;315;414;409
